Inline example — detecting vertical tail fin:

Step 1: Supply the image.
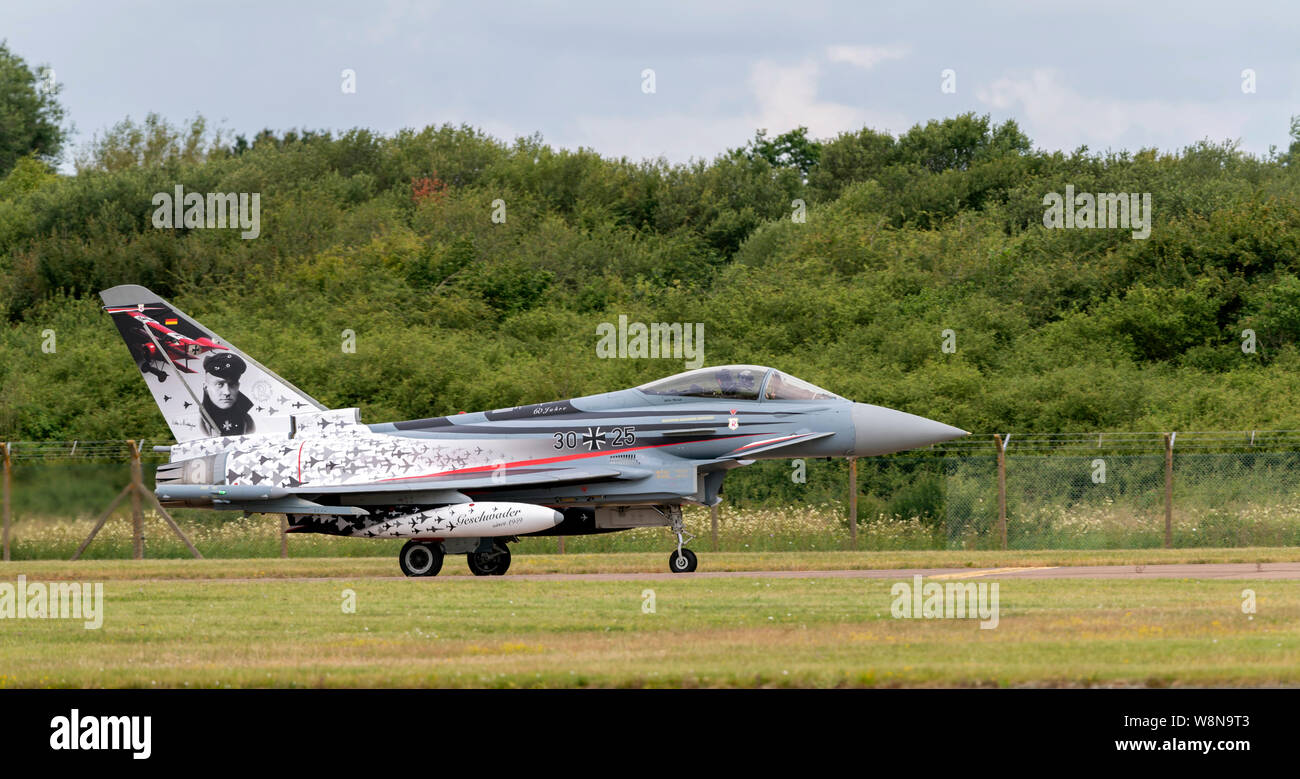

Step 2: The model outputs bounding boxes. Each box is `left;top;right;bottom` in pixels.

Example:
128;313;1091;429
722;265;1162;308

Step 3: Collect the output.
99;285;326;442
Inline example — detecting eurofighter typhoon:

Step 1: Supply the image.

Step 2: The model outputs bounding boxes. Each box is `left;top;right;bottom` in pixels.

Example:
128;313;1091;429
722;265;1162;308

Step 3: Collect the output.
101;285;968;576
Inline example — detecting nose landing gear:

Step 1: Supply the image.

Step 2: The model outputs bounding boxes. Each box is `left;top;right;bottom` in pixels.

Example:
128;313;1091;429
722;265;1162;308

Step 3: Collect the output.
669;548;697;572
666;509;697;573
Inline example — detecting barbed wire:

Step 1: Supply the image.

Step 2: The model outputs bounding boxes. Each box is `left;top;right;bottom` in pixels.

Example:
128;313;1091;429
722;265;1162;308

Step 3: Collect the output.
912;430;1300;455
0;439;166;462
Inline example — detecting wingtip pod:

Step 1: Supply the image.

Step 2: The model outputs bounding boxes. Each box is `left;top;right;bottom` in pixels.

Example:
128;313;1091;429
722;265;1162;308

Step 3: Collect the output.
99;285;327;443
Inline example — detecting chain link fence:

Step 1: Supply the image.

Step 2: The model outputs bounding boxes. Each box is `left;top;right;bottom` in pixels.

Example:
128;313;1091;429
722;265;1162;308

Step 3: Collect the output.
937;434;1300;549
4;433;1300;557
944;453;1170;549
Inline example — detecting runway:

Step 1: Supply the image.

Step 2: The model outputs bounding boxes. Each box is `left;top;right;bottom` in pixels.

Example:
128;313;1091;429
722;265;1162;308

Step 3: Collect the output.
492;562;1300;582
96;561;1300;583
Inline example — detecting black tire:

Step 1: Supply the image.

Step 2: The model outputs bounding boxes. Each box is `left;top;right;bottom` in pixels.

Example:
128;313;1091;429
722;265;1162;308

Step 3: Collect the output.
399;541;443;577
668;548;697;573
467;542;512;576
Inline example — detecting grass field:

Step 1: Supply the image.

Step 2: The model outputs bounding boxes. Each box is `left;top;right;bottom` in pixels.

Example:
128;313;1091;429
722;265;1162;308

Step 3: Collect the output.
7;546;1300;580
2;552;1298;688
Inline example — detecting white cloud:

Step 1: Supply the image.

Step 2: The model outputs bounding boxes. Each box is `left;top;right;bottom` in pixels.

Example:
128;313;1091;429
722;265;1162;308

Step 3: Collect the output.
365;0;439;45
569;57;908;162
976;68;1255;152
748;58;905;137
825;44;909;70
566;113;757;163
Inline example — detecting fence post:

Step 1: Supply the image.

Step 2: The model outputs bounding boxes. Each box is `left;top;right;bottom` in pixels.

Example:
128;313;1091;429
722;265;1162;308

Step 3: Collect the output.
995;435;1007;550
710;502;719;552
129;440;144;560
72;442;200;560
848;457;858;550
1164;432;1175;549
558;536;565;554
280;515;289;558
2;442;10;562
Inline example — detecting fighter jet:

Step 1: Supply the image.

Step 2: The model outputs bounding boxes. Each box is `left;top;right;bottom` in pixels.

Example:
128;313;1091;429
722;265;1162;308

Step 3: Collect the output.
100;285;968;577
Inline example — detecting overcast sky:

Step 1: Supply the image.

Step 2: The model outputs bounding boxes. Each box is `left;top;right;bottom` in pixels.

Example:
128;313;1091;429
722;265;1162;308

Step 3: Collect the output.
7;1;1300;169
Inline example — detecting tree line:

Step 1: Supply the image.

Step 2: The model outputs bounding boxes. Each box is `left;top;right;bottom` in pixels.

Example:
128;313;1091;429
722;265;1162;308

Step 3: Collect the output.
4;40;1300;469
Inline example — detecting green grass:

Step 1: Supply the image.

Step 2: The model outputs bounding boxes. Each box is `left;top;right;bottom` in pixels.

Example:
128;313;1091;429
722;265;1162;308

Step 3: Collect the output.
5;547;1300;580
0;559;1297;688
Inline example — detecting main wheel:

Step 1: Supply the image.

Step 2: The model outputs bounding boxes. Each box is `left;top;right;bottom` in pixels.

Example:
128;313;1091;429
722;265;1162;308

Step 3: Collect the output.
399;541;444;577
668;548;697;573
467;542;512;576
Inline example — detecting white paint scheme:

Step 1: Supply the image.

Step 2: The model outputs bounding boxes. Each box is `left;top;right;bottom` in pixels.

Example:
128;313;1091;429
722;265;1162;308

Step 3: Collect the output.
360;502;563;539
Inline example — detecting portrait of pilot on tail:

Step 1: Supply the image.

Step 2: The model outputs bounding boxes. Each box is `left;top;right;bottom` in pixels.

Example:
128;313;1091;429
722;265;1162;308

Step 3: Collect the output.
200;352;256;436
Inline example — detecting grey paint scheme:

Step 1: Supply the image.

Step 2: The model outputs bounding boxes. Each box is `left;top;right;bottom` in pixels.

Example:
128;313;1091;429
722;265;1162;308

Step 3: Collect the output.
100;285;968;542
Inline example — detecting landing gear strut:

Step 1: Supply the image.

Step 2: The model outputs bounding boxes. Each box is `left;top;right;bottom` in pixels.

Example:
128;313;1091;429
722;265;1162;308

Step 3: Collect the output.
467;541;512;576
399;541;444;577
666;508;697;573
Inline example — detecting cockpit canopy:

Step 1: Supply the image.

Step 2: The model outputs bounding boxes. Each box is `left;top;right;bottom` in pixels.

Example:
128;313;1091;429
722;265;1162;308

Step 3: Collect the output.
636;365;844;401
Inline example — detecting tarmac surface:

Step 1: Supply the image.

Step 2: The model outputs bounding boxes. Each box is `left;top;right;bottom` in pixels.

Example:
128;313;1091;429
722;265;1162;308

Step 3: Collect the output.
102;561;1300;583
492;562;1300;582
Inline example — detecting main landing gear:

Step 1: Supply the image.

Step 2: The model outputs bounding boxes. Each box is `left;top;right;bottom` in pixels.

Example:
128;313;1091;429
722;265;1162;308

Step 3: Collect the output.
667;510;697;573
467;541;512;576
397;539;512;577
399;541;444;577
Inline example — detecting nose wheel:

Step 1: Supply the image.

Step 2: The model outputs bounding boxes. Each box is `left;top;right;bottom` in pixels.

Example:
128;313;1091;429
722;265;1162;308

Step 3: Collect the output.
669;548;697;573
666;509;697;573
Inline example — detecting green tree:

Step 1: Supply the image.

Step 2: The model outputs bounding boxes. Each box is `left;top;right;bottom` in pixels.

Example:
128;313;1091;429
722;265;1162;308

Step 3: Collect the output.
73;112;227;172
895;113;1030;173
1286;115;1300;164
0;41;67;176
807;126;897;199
735;126;822;179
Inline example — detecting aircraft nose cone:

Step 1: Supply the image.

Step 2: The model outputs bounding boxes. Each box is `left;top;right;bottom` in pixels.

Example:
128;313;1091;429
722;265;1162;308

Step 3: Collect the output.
850;403;968;456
